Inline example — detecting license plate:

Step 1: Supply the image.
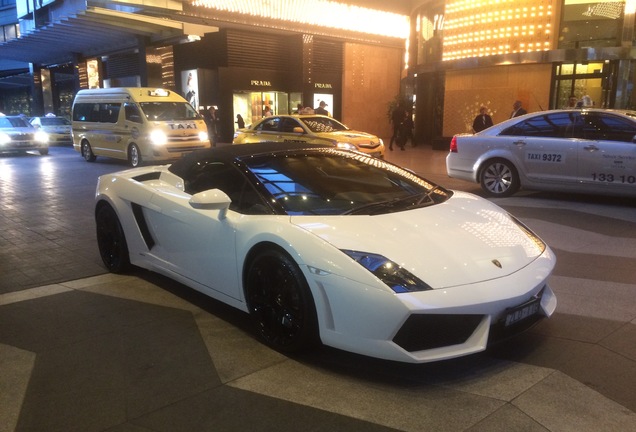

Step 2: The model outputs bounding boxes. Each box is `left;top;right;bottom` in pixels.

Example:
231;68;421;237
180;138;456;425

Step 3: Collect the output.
504;298;540;327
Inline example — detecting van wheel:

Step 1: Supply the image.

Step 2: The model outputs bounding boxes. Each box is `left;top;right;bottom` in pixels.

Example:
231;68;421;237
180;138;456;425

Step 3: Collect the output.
128;144;141;167
81;141;96;162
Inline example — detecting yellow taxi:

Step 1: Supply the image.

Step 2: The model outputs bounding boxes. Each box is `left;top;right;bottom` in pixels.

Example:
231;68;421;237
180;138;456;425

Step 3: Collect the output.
233;114;385;158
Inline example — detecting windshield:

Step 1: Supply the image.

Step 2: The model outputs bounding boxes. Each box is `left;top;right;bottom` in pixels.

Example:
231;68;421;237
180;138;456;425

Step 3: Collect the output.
300;117;349;133
243;149;450;215
40;118;71;126
139;102;200;121
0;117;30;128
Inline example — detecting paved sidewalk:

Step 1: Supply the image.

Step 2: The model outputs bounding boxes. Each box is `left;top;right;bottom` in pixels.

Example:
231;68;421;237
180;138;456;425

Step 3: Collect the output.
1;144;635;431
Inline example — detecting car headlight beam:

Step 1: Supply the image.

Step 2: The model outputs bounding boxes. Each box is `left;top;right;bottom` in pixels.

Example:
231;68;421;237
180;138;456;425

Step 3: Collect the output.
342;249;433;293
336;142;357;151
149;129;168;146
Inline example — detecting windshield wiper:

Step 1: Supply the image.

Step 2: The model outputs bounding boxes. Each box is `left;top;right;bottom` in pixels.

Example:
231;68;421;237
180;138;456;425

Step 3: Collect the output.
342;192;435;215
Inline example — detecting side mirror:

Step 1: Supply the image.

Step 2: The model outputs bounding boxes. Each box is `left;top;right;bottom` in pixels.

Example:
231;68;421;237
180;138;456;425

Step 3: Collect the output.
189;188;231;218
292;127;304;134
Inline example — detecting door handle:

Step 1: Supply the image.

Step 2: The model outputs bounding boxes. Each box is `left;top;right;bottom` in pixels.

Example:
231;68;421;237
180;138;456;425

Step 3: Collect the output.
513;140;526;147
583;145;599;152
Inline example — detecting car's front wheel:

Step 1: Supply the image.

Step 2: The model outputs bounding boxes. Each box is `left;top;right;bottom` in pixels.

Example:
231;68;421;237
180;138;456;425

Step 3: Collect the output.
245;247;318;353
480;159;520;197
81;141;96;162
128;143;141;167
95;203;131;273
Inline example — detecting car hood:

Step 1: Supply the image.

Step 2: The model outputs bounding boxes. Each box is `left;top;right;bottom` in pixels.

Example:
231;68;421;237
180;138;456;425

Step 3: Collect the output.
317;130;379;142
290;191;546;289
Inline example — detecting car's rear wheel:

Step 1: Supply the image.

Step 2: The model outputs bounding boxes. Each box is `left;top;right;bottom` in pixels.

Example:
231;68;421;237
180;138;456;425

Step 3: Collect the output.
81;141;96;162
245;248;318;353
95;203;131;273
480;159;519;197
39;148;49;156
128;143;141;167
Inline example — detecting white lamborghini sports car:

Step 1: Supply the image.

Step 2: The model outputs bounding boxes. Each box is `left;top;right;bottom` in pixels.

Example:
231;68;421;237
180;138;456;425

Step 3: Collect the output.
95;142;557;363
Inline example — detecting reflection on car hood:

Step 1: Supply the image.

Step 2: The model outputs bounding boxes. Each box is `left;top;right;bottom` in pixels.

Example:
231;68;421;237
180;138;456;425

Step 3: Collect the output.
321;130;379;141
291;191;545;288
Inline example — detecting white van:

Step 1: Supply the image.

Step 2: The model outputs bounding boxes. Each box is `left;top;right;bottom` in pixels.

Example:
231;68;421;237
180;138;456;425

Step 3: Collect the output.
72;88;210;167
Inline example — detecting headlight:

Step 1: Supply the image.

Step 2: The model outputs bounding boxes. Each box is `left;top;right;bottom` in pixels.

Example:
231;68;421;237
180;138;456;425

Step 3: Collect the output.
509;215;546;253
149;129;168;145
0;133;10;145
342;250;433;293
34;131;49;143
336;142;357;151
199;131;209;141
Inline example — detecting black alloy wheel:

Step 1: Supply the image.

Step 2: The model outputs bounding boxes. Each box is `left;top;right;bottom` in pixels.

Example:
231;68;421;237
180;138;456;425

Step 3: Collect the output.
82;141;96;162
246;248;318;353
95;203;131;273
480;159;520;197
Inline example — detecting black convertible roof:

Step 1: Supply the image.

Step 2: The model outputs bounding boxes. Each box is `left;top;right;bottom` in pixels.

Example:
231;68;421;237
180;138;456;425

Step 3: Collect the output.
169;142;333;177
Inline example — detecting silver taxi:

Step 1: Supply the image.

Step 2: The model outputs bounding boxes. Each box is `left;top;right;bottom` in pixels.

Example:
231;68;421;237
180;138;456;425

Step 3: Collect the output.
446;109;636;197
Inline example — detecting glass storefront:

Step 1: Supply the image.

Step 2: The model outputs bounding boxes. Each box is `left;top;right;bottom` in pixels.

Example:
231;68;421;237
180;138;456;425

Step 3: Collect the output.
232;91;291;130
552;61;614;108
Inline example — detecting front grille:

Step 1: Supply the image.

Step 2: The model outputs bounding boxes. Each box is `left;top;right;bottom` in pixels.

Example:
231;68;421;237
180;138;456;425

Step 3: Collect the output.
167;135;203;144
393;314;483;352
166;145;207;153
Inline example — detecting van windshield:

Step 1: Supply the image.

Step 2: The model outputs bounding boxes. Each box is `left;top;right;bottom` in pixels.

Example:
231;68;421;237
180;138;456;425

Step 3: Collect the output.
139;102;200;121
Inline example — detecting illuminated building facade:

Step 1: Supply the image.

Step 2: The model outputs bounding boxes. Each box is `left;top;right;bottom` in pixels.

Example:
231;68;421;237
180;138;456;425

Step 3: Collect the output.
0;0;409;142
408;0;636;146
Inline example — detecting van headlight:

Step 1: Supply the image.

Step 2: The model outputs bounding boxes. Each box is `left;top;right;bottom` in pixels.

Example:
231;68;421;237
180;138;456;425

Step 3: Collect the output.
199;131;209;141
149;129;168;146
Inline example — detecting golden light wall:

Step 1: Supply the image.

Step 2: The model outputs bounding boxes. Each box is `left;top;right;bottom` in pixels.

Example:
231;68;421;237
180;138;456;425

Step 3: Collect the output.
443;0;556;60
191;0;409;39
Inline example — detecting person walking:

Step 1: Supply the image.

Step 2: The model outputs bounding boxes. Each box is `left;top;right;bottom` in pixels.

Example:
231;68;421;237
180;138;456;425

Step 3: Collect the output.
236;114;245;129
389;103;406;151
472;106;493;133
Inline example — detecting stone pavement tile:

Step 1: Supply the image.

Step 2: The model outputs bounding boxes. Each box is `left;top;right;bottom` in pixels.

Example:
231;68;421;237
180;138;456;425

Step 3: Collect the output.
601;322;636;361
512;371;636;432
536;309;625;344
0;290;221;431
228;359;505;432
131;386;400;432
0;344;35;432
467;404;549;432
550;249;636;285
549;276;636;323
489;330;636;413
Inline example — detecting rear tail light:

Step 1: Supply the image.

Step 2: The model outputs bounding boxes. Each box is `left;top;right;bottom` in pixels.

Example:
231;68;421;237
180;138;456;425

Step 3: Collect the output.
450;135;458;153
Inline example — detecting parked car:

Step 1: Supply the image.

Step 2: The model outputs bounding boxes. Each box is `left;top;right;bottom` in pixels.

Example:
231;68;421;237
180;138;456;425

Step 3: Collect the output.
30;115;72;145
233;114;385;158
446;108;636;197
0;115;49;155
95;142;556;363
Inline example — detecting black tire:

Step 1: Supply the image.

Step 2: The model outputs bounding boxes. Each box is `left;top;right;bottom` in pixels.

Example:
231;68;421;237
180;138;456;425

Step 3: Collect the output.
245;248;318;353
95;203;131;273
39;148;49;156
81;141;96;162
128;143;141;167
480;159;520;197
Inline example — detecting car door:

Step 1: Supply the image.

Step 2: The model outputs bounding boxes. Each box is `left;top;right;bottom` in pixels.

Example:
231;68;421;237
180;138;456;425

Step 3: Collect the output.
279;117;310;144
577;112;636;194
142;161;244;300
253;116;283;143
500;111;579;184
